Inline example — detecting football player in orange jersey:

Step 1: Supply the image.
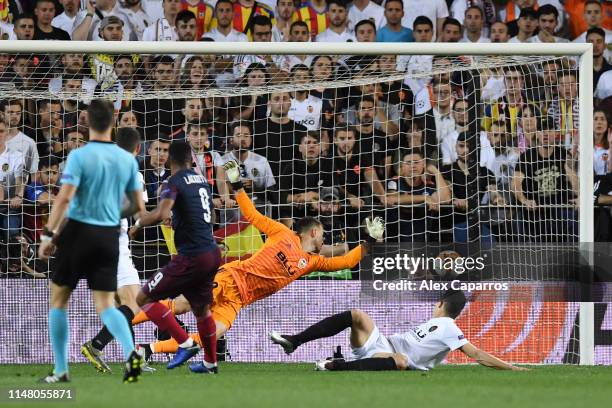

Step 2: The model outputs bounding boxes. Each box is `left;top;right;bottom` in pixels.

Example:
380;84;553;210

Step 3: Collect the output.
133;160;385;361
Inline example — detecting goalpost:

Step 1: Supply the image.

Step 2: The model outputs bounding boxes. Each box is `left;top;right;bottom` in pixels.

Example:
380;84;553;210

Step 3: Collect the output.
0;41;595;365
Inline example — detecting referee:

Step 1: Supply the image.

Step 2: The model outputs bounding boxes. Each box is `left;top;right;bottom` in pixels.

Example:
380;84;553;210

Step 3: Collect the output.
38;99;145;384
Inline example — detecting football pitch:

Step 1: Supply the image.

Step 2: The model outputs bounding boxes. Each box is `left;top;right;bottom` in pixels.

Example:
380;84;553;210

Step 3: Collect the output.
1;364;611;408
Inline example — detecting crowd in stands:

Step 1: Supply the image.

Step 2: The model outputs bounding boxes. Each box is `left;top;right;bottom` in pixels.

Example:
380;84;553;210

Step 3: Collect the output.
0;0;611;277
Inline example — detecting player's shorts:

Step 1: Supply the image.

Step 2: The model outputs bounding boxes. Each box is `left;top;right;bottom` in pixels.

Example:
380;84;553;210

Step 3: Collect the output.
142;248;221;311
350;326;394;360
210;268;244;330
51;219;120;291
117;248;140;288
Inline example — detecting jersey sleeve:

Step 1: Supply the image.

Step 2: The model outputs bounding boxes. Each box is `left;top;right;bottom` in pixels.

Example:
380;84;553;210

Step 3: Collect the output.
60;151;82;187
125;158;141;192
159;178;178;202
235;189;289;237
309;244;363;272
441;321;469;351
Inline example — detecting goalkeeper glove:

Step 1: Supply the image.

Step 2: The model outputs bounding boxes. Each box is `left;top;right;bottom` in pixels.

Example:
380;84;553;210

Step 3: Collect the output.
223;160;243;190
365;217;385;241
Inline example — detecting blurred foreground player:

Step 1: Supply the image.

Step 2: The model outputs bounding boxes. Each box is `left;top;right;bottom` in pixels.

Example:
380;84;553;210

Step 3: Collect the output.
271;290;528;372
133;160;385;363
38;99;145;383
81;128;153;373
129;141;222;374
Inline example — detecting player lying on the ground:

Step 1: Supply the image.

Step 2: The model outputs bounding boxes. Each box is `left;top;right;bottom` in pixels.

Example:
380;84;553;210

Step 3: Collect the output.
80;128;156;373
130;141;223;374
270;290;528;371
127;160;385;359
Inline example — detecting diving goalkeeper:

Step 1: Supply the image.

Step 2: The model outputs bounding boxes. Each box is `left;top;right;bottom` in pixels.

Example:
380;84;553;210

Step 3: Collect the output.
133;160;385;368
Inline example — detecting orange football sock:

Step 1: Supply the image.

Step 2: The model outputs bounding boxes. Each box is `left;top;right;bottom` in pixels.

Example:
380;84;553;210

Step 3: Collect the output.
152;333;201;354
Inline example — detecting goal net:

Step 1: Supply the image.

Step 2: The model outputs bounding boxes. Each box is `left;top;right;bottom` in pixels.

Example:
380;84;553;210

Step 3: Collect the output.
0;42;606;366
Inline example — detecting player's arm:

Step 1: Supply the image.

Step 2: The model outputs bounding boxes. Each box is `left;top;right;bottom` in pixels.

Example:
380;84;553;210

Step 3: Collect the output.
133;198;174;228
460;342;528;371
121;189;145;219
511;170;536;209
223;160;289;236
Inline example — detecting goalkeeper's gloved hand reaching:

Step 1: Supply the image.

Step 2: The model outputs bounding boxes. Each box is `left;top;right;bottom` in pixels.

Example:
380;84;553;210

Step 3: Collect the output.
365;217;385;241
223;160;243;190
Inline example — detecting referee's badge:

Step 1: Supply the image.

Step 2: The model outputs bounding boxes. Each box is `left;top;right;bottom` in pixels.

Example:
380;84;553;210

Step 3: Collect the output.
298;258;307;269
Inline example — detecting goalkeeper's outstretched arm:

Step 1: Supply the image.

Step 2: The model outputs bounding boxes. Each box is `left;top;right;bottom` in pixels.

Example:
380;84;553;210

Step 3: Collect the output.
460;343;529;371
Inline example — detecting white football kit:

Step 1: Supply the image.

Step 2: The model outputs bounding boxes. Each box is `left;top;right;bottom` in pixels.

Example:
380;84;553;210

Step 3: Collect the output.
117;172;148;288
351;316;469;371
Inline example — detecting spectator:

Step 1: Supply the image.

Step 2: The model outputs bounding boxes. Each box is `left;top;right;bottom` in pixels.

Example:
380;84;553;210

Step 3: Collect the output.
33;0;71;40
450;0;495;27
3;100;39;177
595;71;612;101
386;148;450;241
348;0;385;31
441;98;470;164
35;100;63;159
512;117;579;242
295;0;329;40
12;13;35;40
377;0;413;43
439;17;462;42
117;109;139;129
180;55;210;90
253;90;308;179
490;21;510;43
502;0;566;36
539;59;561;108
274;0;296;41
548;70;579;149
170;97;205;140
25;156;60;206
353;18;376;42
142;0;180;41
141;138;170;210
221;122;275;205
529;5;569;43
174;9;197;41
443;132;498;244
316;0;355;42
59;77;84;129
587;27;612;90
508;7;538;43
401;0;449;40
428;80;456;143
314;186;360;259
517;103;541;153
229;0;275;40
73;0;132;41
132;55;184;141
52;0;80;37
593;108;611;175
565;0;612;40
330;125;386;209
483;65;527;135
180;0;213;39
233;15;284;80
281;21;313;70
206;0;248;42
573;0;612;46
0;120;26;241
107;54;144;109
460;6;489;43
480;120;520;192
118;0;154;40
287;65;322;131
399;117;437;162
59;128;86;172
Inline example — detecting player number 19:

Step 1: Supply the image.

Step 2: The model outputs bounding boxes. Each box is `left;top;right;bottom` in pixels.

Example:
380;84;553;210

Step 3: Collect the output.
199;188;211;223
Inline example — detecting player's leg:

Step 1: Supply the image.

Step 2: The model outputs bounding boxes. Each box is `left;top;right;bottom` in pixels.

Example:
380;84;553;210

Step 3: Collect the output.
186;303;218;373
270;309;370;354
132;296;192;325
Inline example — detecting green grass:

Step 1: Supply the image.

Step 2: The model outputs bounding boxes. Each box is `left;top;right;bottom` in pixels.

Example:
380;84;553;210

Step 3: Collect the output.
0;363;611;408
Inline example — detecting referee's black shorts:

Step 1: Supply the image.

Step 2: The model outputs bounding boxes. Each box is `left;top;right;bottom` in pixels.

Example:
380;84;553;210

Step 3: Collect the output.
51;219;120;292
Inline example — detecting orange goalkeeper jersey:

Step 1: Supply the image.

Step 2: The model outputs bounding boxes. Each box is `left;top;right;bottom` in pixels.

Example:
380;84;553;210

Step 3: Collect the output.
225;190;363;305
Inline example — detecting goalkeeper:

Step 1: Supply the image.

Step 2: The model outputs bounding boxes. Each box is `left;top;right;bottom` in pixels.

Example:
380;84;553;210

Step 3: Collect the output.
133;160;385;363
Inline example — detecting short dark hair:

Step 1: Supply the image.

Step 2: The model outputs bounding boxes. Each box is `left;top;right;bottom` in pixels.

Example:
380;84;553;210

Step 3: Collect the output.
355;19;376;33
87;99;115;133
229;121;252;136
413;15;433;30
465;5;484;18
215;0;233;8
252;15;272;29
443;17;462;31
385;0;403;9
440;289;467;319
327;0;347;9
176;10;196;25
168;140;193;167
187;121;208;135
153;55;175;68
294;216;323;235
540;115;556;131
38;99;61;112
35;0;54;7
290;20;309;33
538;4;559;19
14;12;35;24
116;127;141;153
39;156;60;170
302;131;320;143
334;123;355;137
587;26;606;40
358;95;376;108
290;64;310;76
